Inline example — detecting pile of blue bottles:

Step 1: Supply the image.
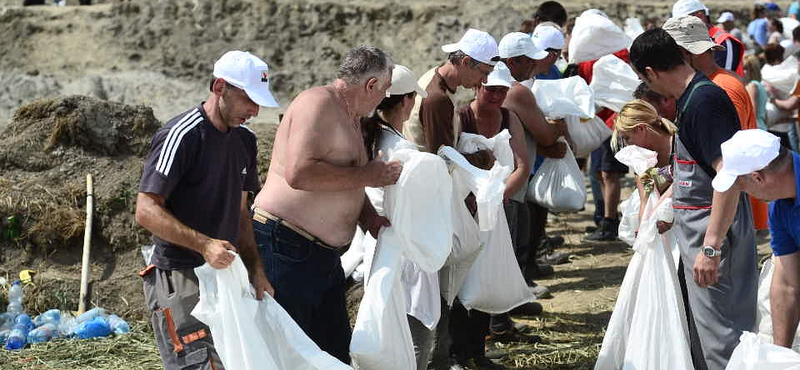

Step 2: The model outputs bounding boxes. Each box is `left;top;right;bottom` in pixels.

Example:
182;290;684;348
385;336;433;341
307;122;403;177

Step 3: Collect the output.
1;281;130;350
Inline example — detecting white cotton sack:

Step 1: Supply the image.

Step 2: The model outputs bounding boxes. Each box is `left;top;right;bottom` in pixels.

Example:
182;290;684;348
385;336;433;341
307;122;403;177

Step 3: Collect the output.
565;116;612;158
614;145;658;176
725;332;800;370
590;55;639;113
530;76;596;119
568;12;631;64
762;56;799;99
527;142;586;212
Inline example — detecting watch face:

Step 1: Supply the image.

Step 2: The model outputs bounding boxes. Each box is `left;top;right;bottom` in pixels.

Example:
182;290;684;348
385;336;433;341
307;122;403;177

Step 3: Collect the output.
703;246;718;257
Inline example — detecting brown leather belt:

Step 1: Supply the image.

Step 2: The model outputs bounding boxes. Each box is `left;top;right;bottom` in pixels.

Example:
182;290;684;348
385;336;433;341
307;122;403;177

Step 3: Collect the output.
251;206;348;252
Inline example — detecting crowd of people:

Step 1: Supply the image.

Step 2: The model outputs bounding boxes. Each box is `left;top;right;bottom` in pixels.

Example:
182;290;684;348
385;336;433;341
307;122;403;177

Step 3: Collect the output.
130;0;800;369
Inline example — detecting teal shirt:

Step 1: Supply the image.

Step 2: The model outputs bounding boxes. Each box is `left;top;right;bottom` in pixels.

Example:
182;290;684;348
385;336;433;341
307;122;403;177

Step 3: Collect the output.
749;80;768;131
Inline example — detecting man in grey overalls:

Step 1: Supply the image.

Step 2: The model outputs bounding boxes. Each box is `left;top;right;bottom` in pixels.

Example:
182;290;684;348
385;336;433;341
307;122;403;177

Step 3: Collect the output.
629;28;757;370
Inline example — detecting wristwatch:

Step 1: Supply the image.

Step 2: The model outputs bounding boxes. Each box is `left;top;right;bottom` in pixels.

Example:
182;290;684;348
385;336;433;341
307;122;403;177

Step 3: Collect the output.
702;245;721;258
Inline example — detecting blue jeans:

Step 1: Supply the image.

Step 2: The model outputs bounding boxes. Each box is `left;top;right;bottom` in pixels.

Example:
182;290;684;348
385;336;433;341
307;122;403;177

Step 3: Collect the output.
252;218;352;364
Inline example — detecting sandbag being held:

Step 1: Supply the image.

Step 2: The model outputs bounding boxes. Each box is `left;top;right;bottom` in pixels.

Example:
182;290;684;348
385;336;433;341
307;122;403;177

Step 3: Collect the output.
725;332;800;370
192;253;352;370
350;149;453;370
590;55;640;113
565;115;612;158
527;139;587;212
569;12;632;64
530;76;596;119
762;56;799;99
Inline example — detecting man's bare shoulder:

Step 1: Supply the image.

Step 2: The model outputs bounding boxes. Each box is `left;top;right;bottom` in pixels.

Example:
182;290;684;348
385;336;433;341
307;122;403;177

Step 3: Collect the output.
505;82;538;108
289;86;335;109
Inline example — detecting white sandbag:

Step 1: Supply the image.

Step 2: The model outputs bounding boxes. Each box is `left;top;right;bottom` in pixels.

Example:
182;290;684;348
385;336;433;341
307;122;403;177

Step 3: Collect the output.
531;76;596;119
350;149;453;370
726;332;800;370
527;142;587;212
192;253;351;370
457;206;533;314
618;193;640;246
624;18;645;41
565;116;612;158
614;145;658;176
594;191;692;370
755;257;800;351
569;12;632;64
766;102;797;128
458;130;514;169
762;56;799;99
782;17;800;40
590;55;640;112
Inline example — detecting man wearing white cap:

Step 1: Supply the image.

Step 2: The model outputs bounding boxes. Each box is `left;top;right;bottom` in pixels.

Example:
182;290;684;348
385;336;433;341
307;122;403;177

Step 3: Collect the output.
716;12;743;42
630;29;757;370
672;0;745;77
712;130;800;349
252;45;399;363
403;28;499;158
136;50;279;369
664;15;757;132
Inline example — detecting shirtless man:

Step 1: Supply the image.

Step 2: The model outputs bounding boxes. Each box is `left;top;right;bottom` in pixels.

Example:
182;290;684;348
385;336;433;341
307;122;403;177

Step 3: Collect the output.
251;45;400;364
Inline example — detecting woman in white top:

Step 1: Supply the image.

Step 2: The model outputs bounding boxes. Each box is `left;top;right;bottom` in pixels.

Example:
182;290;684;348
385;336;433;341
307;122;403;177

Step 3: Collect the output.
360;65;440;370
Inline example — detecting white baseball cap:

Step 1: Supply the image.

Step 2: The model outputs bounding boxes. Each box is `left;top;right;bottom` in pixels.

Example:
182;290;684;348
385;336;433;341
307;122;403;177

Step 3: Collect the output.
712;129;782;192
386;65;427;98
532;26;566;51
672;0;708;18
483;62;514;88
442;28;501;66
213;50;279;107
716;11;735;23
498;32;548;60
663;16;724;54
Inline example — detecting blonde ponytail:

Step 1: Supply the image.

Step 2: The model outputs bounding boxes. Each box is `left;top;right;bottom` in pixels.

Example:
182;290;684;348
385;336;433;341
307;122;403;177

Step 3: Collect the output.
611;99;676;152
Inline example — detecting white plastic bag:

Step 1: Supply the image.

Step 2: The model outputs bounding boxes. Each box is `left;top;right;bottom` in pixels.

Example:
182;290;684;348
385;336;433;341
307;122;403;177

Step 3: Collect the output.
565;115;612;158
594;193;692;370
624;18;645;41
569;12;632;64
457;130;514;169
617;193;640;246
614;145;658;176
762;56;799;99
350;149;453;370
782;17;800;40
531;76;596;119
590;55;640;112
527;142;587;212
192;254;351;370
457;206;533;313
342;227;367;279
726;332;800;370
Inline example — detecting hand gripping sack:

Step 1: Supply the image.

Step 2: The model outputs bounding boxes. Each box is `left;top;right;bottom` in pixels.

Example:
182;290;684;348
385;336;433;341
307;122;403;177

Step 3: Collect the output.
568;12;632;64
527;142;587;212
457;205;534;314
565;115;612;158
530;76;596;119
590;55;639;113
350;149;453;370
192;253;351;370
726;332;800;370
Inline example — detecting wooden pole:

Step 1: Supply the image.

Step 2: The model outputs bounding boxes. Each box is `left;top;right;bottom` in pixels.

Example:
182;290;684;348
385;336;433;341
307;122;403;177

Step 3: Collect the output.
78;174;93;315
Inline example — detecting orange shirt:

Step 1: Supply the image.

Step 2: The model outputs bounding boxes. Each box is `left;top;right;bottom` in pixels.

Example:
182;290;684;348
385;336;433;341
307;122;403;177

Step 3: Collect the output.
709;69;757;130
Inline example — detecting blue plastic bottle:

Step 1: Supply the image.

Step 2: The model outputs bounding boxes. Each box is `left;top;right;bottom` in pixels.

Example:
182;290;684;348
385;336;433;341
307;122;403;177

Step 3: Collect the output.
27;323;57;344
0;329;10;343
107;315;130;334
6;281;23;315
33;309;61;327
75;307;106;323
14;314;33;331
5;323;29;350
73;316;111;339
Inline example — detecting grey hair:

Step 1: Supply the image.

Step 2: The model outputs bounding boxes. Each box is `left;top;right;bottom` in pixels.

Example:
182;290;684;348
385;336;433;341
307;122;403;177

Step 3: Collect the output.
336;45;394;86
448;50;481;68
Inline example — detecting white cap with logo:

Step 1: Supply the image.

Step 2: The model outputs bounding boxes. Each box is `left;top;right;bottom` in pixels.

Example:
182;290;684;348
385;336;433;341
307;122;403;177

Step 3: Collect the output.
387;65;428;98
672;0;708;18
442;29;501;66
483;62;515;88
213;50;279;107
498;32;548;60
711;129;782;192
532;25;566;51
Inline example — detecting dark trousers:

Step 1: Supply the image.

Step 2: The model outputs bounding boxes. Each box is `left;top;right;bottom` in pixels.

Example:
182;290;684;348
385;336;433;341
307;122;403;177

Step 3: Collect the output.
253;218;352;364
449;299;490;359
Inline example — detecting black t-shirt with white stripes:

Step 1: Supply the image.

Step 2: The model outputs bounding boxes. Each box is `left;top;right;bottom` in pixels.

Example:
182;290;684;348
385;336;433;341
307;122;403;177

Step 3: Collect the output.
139;104;260;270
